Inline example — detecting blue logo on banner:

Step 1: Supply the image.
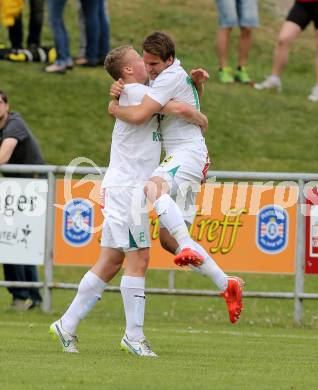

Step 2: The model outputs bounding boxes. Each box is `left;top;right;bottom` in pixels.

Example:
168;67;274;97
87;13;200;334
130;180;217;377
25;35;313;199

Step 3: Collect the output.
256;205;288;254
63;199;93;246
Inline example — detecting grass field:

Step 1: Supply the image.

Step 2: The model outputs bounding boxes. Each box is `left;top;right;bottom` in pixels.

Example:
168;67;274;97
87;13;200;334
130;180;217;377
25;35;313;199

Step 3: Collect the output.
1;268;318;390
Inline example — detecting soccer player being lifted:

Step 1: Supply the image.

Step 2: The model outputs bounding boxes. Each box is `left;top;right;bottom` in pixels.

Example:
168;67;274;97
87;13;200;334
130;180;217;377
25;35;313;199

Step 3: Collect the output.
50;45;208;356
109;32;245;326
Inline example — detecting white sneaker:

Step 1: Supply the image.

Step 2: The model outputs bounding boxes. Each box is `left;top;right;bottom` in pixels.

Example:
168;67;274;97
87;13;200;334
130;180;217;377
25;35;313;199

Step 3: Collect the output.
44;63;66;74
308;85;318;102
254;76;282;92
49;319;79;353
120;334;158;357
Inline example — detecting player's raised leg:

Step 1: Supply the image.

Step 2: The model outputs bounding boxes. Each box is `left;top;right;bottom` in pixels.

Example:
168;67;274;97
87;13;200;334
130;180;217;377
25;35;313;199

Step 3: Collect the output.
145;176;204;267
160;226;244;324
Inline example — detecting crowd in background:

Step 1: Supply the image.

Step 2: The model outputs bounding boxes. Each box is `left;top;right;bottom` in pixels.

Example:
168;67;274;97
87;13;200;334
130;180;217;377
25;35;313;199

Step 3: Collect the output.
0;0;110;73
1;0;318;99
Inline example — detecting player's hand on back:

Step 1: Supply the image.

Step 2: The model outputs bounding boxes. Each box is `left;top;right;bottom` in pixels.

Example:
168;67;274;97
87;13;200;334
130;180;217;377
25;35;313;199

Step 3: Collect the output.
108;99;119;116
190;68;210;85
110;78;125;99
200;113;208;135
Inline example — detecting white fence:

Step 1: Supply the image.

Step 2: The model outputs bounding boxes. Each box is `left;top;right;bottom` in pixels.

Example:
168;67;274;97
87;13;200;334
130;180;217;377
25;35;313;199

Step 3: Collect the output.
1;164;318;325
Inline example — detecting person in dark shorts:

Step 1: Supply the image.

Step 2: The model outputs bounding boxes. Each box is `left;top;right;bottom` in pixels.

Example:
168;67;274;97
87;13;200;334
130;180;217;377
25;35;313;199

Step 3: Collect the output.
255;0;318;101
0;90;44;311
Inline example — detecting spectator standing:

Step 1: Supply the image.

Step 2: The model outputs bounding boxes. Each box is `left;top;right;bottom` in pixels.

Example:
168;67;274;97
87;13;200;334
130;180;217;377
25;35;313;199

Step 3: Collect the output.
76;0;110;66
215;0;259;83
0;90;44;311
75;0;86;62
7;0;44;49
45;0;73;73
255;0;318;102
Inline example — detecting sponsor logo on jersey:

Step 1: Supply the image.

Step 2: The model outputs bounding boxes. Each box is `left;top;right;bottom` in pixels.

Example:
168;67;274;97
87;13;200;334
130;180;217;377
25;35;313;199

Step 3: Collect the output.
63;198;93;246
160;155;173;166
256;205;288;254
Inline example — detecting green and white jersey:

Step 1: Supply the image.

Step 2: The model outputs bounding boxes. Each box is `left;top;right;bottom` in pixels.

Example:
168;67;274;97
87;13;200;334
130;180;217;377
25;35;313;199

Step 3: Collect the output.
102;83;161;188
147;59;204;153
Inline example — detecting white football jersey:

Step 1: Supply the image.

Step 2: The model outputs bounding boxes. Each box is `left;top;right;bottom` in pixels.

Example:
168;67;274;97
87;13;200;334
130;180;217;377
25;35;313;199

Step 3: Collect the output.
102;83;161;188
147;59;204;152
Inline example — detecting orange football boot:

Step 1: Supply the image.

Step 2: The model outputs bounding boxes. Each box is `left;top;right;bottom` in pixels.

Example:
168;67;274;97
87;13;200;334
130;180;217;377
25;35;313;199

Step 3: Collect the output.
221;276;245;324
174;248;204;267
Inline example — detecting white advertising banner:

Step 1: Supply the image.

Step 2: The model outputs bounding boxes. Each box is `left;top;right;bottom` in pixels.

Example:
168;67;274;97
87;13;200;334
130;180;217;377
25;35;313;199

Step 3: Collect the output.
0;178;48;265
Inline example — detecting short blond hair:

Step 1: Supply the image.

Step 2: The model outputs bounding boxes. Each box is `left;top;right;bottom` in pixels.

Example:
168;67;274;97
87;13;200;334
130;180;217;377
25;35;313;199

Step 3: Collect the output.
104;45;133;80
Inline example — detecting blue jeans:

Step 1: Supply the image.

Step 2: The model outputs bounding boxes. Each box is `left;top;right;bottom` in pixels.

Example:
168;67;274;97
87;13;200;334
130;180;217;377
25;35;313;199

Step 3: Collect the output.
80;0;110;64
216;0;259;28
47;0;71;65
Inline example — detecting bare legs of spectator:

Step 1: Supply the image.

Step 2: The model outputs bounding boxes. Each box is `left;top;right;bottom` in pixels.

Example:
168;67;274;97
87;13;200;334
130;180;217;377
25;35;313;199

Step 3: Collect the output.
271;21;301;77
256;21;318;100
238;27;252;68
217;26;252;67
217;26;253;83
308;28;318;101
255;21;301;92
216;27;232;69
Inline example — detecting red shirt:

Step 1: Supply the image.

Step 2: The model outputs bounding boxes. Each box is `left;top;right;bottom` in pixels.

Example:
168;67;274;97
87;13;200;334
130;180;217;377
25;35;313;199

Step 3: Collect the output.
297;0;318;3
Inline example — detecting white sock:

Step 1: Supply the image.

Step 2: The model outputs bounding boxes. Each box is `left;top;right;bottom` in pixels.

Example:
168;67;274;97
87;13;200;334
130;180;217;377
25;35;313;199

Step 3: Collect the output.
120;275;146;342
176;243;228;292
269;75;281;84
61;271;107;335
153;194;193;249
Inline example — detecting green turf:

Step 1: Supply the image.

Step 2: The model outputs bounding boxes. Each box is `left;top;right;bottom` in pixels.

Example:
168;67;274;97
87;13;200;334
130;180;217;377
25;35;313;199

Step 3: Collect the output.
1;0;317;172
0;268;318;390
1;2;318;388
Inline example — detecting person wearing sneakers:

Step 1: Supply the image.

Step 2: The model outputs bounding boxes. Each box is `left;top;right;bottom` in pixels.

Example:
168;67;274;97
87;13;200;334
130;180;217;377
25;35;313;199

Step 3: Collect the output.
50;45;208;356
109;31;244;325
215;0;259;84
45;0;73;74
255;0;318;101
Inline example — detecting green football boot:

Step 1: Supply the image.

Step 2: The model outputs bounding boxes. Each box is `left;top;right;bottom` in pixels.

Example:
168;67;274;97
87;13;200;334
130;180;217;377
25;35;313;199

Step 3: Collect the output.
234;66;251;84
218;67;234;84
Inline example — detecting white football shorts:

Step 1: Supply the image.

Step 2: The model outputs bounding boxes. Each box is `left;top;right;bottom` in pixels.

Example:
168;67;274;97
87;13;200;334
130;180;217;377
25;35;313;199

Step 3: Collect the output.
100;186;151;252
150;139;210;224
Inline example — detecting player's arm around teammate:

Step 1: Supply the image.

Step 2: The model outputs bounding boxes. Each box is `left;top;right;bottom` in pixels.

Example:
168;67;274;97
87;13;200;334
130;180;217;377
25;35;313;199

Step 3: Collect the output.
109;94;208;132
108;68;209;125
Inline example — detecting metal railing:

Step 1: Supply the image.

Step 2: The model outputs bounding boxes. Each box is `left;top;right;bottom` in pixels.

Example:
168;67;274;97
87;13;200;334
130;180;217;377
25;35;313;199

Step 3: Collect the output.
1;164;318;325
